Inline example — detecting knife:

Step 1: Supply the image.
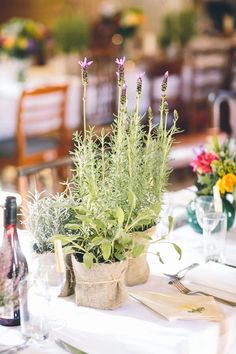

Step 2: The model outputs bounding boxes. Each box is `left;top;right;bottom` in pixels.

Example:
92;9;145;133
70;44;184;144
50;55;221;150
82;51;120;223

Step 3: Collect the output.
224;263;236;269
55;338;88;354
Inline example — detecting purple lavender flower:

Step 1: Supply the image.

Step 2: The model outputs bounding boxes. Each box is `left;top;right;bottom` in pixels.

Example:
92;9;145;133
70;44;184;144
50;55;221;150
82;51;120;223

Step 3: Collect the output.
136;72;145;96
116;56;126;87
115;56;126;66
161;71;168;93
120;83;127;106
78;57;93;85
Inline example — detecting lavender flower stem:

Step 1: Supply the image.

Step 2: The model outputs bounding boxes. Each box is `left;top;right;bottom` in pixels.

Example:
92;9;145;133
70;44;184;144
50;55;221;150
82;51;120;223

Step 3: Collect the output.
83;84;87;138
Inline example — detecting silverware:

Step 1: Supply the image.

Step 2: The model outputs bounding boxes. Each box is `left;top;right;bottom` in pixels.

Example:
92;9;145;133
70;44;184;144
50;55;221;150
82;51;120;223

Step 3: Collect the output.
169;279;236;306
0;340;29;354
55;338;88;354
224;263;236;269
163;263;199;280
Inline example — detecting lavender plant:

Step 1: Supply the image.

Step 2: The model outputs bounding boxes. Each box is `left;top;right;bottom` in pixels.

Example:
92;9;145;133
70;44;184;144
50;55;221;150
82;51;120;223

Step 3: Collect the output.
51;57;181;268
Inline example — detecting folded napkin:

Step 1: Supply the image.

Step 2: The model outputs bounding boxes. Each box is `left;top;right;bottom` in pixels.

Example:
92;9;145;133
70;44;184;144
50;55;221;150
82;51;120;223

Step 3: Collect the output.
183;261;236;303
129;291;223;321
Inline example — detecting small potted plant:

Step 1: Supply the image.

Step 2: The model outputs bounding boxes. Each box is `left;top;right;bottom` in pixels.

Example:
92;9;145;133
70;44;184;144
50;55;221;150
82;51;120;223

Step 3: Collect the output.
158;8;196;59
50;56;181;309
23;191;75;296
53;13;91;75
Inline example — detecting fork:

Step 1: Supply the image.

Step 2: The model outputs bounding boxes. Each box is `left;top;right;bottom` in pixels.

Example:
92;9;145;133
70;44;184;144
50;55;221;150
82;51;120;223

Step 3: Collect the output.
169;279;236;306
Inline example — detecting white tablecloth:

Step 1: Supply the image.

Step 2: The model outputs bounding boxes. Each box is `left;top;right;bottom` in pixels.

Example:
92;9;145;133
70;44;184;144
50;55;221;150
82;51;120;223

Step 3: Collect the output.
1;220;236;354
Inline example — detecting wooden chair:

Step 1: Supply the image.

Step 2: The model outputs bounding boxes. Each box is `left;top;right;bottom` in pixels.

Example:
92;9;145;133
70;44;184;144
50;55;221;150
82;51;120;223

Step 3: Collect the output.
0;84;71;170
186;37;231;132
210;90;236;139
17;157;73;210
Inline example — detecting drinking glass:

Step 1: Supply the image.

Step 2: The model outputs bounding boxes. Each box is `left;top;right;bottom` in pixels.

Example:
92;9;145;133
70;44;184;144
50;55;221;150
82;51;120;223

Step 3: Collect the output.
195;196;215;228
32;257;66;328
19;279;50;343
202;212;227;263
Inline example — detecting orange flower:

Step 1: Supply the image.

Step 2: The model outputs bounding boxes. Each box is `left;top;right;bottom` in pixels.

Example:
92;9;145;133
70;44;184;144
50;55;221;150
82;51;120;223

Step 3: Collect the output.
217;173;236;194
3;36;15;49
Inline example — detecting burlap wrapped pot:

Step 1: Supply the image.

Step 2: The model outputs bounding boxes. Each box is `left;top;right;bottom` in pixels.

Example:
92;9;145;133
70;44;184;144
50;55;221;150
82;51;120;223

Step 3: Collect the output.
125;226;156;286
72;256;128;309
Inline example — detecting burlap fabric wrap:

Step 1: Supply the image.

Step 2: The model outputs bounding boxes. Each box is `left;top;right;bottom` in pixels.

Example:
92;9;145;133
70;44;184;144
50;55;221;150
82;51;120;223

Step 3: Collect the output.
125;226;156;286
35;253;74;297
72;256;128;309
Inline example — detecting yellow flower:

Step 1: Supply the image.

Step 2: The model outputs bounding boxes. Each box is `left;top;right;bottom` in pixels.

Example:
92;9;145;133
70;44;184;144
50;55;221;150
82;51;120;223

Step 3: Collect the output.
17;37;28;50
217;178;225;194
217;173;236;194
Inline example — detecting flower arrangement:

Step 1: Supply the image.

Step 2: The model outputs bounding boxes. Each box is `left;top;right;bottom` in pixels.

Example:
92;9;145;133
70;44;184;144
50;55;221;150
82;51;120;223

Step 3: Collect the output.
0;18;46;59
191;137;236;199
114;7;144;39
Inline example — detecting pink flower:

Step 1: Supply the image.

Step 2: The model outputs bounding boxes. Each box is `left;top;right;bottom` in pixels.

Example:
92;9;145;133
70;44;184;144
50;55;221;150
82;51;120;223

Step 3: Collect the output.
191;152;219;174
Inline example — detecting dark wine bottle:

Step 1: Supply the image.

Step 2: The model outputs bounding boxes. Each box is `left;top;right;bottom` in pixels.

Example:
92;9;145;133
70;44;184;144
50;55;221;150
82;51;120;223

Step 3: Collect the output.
0;196;28;326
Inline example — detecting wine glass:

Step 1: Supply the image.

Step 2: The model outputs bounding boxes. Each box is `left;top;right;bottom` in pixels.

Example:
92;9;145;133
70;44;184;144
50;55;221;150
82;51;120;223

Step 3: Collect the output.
195;196;215;228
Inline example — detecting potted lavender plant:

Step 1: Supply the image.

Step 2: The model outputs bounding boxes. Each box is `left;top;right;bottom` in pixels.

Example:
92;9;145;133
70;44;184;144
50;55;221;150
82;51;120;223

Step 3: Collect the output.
49;56;181;309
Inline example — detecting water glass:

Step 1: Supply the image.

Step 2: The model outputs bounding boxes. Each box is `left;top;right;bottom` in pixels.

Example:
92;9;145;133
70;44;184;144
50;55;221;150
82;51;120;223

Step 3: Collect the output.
195;196;215;228
203;212;227;263
19;279;50;343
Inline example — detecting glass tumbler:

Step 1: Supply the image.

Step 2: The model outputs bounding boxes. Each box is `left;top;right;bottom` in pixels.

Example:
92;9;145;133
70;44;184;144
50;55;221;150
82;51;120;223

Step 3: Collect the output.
203;212;227;263
19;279;50;343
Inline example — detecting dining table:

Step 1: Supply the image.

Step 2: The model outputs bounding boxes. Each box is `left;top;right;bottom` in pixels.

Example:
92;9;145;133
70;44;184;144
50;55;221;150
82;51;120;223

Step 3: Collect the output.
0;188;236;354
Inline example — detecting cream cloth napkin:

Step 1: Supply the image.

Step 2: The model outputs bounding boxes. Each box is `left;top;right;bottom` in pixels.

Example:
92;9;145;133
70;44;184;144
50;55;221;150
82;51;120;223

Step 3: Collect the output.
183;261;236;303
129;291;223;321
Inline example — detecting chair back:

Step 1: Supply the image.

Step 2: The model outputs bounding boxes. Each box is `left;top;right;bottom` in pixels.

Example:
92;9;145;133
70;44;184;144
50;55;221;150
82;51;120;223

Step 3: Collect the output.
18;157;73;206
211;91;236;138
186;36;231;131
16;84;69;165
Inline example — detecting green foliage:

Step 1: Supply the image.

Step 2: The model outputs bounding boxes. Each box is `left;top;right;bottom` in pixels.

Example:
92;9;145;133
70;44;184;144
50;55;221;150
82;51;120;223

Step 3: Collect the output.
52;72;179;267
53;14;91;53
23;191;72;254
159;8;197;49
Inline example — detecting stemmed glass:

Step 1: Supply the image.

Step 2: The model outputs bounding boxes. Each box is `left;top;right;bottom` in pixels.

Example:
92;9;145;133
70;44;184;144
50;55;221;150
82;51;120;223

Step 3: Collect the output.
195;196;215;229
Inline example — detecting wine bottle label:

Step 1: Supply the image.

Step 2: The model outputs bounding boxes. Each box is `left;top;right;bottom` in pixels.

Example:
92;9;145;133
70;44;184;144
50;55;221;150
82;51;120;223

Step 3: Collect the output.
0;280;15;319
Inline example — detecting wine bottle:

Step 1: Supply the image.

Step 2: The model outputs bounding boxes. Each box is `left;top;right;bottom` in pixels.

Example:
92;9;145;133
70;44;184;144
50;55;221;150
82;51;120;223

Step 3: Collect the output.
0;196;28;326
